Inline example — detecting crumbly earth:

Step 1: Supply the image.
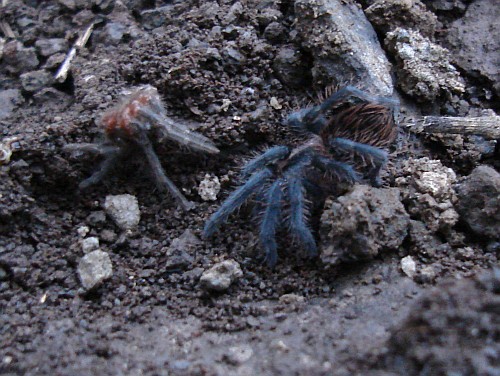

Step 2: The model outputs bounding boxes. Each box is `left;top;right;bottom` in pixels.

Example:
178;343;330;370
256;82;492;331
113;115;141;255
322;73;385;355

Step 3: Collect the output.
0;1;498;375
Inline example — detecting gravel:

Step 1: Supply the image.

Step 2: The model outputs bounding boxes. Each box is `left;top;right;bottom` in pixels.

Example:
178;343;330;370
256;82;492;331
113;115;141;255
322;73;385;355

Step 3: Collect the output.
104;194;141;231
77;250;113;291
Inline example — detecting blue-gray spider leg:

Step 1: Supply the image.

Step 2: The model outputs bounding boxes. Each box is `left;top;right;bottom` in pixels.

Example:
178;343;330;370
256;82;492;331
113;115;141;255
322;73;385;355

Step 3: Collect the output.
79;146;122;190
329;137;388;187
203;168;274;238
285;159;318;258
259;180;284;267
241;146;290;178
313;155;361;184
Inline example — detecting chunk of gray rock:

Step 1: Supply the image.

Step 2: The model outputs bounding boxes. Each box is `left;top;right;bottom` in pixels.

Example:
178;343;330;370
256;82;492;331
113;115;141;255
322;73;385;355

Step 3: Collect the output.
444;0;500;96
385;28;465;102
1;41;39;74
273;45;311;88
164;229;199;271
77;250;113;291
80;237;100;254
0;89;24;120
320;185;410;266
104;194;140;230
455;166;500;240
395;158;458;233
35;38;68;57
200;260;243;291
20;70;53;93
365;0;437;37
294;0;394;95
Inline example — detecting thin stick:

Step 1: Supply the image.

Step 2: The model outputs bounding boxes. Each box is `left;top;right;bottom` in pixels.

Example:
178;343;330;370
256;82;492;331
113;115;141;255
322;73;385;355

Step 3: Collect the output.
408;116;500;139
55;22;94;83
0;20;15;38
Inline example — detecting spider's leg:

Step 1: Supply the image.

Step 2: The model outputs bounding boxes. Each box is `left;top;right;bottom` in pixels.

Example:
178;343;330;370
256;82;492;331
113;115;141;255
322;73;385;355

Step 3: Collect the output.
79;146;123;190
313;155;361;184
241;146;290;178
64;143;120;156
259;180;284;268
136;109;219;154
285;158;318;258
203;168;274;238
329;137;388;187
134;128;195;211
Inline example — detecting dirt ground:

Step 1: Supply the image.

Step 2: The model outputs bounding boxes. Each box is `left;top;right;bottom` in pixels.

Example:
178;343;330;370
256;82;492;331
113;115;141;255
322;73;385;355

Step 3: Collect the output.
0;1;498;375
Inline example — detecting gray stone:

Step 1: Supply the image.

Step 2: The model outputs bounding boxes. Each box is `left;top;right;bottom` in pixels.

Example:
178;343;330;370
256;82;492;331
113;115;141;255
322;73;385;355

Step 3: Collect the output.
385;28;465;102
401;256;417;278
320;185;410;266
200;260;243;291
80;237;100;254
197;174;221;201
294;0;394;95
140;6;171;30
20;70;53;93
456;166;500;240
0;89;24;120
164;229;199;271
365;0;437;37
444;0;500;96
1;41;39;74
104;194;141;230
395;158;458;233
105;22;128;44
273;45;310;88
77;250;113;291
35;38;68;57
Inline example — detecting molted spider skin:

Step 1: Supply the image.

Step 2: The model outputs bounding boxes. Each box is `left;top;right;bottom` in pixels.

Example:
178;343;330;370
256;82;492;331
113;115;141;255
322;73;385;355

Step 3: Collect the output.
204;86;399;267
66;85;219;211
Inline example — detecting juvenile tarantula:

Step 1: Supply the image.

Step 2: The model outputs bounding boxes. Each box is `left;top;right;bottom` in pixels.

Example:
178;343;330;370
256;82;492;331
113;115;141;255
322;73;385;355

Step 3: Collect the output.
65;85;219;211
203;86;399;267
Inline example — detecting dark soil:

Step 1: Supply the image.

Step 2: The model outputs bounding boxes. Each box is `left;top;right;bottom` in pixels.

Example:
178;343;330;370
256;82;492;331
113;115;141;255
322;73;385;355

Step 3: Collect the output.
0;1;498;375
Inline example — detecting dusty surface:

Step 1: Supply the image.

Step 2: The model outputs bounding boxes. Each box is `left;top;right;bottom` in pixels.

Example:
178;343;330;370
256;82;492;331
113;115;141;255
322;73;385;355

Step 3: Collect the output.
0;1;498;375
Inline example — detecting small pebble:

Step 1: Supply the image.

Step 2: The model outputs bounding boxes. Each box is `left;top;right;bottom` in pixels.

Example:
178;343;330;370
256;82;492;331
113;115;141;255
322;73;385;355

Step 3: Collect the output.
104;194;141;230
77;250;113;291
197;174;221;201
200;259;243;291
279;293;305;304
401;256;417;278
80;237;99;253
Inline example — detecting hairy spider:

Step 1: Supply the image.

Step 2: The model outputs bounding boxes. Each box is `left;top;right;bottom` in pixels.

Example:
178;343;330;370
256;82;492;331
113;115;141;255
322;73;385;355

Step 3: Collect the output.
65;85;219;211
203;86;399;267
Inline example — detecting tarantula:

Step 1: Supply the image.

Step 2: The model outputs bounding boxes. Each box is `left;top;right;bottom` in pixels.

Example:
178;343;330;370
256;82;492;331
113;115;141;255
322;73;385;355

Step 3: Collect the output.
203;86;399;267
64;85;219;211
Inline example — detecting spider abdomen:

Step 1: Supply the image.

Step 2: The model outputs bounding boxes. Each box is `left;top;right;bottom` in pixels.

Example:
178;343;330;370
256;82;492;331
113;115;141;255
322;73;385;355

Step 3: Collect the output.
320;103;397;148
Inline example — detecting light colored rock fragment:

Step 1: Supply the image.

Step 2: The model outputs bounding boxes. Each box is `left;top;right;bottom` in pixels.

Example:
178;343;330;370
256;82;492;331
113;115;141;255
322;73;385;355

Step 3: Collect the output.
77;250;113;291
104;194;140;230
385;28;465;102
197;174;221;201
401;256;417;278
395;157;458;233
279;293;305;304
80;237;99;253
200;259;243;291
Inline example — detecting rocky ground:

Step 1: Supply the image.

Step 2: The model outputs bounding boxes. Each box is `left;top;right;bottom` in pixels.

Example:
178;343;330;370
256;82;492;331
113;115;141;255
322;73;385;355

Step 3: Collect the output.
0;1;498;375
